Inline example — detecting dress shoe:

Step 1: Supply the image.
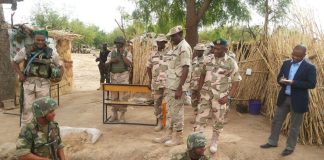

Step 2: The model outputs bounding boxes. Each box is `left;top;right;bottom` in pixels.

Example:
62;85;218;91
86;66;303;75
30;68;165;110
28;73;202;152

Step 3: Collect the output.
260;143;277;149
281;149;294;156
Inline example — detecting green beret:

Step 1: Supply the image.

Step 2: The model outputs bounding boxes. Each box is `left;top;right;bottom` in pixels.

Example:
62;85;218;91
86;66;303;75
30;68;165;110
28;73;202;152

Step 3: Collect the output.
213;38;227;46
32;29;48;38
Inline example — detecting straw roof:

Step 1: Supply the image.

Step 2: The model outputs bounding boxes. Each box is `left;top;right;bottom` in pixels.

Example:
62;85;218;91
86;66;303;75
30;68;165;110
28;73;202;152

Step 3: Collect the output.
48;30;81;41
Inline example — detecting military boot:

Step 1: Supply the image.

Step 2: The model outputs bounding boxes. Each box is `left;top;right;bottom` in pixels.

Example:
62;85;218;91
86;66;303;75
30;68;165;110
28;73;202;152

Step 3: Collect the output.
154;119;164;132
164;131;184;147
109;110;118;122
119;112;126;123
190;111;198;124
210;131;219;154
152;129;172;143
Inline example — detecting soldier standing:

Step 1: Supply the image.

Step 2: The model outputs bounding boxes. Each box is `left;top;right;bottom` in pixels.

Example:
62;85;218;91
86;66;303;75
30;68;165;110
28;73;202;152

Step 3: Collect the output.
16;97;65;160
12;30;63;126
105;36;132;123
195;38;241;154
153;25;192;147
146;34;169;131
190;43;207;124
171;132;210;160
96;43;110;90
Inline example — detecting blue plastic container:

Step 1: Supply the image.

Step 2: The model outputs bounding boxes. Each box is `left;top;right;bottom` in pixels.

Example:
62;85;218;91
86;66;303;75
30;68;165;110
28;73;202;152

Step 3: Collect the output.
248;100;261;115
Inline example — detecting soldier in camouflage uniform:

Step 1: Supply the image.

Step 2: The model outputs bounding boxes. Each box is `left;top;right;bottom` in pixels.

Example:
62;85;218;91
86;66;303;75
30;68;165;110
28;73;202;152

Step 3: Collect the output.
16;97;65;160
190;43;207;124
153;25;192;147
195;38;241;154
147;34;169;131
105;36;132;123
171;132;210;160
12;30;63;126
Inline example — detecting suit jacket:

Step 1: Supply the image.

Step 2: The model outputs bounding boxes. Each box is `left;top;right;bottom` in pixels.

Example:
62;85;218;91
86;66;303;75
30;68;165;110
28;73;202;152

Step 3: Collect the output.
276;59;316;113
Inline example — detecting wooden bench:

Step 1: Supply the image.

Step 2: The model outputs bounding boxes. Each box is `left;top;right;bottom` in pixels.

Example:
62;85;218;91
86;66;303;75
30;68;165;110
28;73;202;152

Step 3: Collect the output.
102;83;157;126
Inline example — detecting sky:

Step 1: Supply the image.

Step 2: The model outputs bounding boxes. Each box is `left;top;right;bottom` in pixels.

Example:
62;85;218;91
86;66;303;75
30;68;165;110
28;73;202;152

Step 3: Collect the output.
2;0;324;33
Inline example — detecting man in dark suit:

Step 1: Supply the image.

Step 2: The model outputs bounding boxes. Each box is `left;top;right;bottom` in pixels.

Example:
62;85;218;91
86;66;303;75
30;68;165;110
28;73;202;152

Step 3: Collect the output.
260;44;317;156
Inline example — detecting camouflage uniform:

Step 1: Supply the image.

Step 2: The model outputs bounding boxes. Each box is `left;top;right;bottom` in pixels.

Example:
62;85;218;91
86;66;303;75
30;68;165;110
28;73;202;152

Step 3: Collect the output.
165;39;192;131
146;49;169;119
13;46;61;125
196;53;241;147
171;132;210;160
16;97;64;159
106;49;132;112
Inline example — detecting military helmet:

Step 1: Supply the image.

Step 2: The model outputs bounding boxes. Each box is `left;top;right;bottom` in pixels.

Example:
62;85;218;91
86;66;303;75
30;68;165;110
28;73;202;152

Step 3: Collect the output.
32;97;58;118
187;132;207;150
114;36;126;44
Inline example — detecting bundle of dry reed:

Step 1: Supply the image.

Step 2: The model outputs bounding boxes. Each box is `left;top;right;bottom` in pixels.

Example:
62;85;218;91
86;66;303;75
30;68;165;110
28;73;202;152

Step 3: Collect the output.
131;36;155;85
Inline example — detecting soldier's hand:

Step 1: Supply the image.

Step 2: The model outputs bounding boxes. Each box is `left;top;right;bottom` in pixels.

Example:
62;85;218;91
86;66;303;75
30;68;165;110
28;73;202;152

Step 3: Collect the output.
218;96;229;105
175;87;182;99
19;73;26;82
110;58;119;63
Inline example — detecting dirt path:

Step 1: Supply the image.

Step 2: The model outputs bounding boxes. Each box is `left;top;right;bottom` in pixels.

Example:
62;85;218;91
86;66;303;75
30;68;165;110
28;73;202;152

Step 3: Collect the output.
0;54;323;160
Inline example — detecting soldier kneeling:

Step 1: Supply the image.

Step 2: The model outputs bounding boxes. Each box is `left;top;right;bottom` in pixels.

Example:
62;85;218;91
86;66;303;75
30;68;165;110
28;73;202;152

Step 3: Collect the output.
16;97;65;160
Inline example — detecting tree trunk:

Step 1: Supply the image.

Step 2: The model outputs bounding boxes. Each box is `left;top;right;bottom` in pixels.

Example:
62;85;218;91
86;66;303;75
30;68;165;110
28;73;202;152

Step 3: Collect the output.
0;4;16;101
263;0;269;41
185;0;198;48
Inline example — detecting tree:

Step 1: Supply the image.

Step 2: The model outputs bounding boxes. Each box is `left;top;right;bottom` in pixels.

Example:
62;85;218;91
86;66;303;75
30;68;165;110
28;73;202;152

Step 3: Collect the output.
132;0;250;47
247;0;291;40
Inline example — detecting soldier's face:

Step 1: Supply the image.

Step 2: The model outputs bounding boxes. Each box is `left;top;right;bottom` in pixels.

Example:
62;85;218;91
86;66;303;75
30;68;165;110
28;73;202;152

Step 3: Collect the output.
193;146;206;156
115;42;124;49
213;45;226;56
170;33;181;45
34;34;46;49
195;50;204;57
46;111;56;121
157;41;166;50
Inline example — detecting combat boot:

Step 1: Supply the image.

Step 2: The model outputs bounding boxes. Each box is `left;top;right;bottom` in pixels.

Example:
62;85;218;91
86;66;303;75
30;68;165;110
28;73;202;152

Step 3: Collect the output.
109;110;118;122
154;119;164;132
153;129;172;143
190;111;198;124
119;112;126;123
210;131;219;154
164;131;184;147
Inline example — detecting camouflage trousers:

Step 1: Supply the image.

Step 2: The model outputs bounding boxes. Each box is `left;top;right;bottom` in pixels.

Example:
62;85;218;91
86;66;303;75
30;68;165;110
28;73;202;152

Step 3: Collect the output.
195;89;228;135
22;77;50;125
110;71;129;112
165;89;185;131
153;88;165;119
191;89;200;112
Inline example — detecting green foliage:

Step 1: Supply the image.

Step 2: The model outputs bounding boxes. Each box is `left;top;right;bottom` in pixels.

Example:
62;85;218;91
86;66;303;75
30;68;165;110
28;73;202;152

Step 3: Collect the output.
247;0;292;22
132;0;251;33
199;25;262;42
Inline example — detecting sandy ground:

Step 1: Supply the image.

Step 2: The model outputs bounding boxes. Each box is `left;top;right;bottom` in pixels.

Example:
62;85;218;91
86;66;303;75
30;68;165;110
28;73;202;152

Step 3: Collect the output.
0;54;323;160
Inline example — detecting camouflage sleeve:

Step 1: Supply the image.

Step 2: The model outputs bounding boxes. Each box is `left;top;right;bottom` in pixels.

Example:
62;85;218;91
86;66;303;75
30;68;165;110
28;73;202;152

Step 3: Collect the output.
13;47;27;63
179;47;191;67
230;60;242;82
51;50;62;66
57;126;64;149
16;126;33;157
126;51;133;63
146;52;154;68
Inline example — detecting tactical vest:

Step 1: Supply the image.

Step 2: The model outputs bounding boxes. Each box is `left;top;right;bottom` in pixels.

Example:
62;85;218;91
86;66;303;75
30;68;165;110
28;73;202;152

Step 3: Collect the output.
110;50;128;73
24;45;53;78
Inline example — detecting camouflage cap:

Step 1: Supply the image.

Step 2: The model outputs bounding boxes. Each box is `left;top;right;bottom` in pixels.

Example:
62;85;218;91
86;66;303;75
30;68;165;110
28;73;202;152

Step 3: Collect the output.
213;38;228;46
32;97;58;118
155;34;168;42
187;132;207;150
194;43;207;51
114;36;126;44
167;25;183;36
